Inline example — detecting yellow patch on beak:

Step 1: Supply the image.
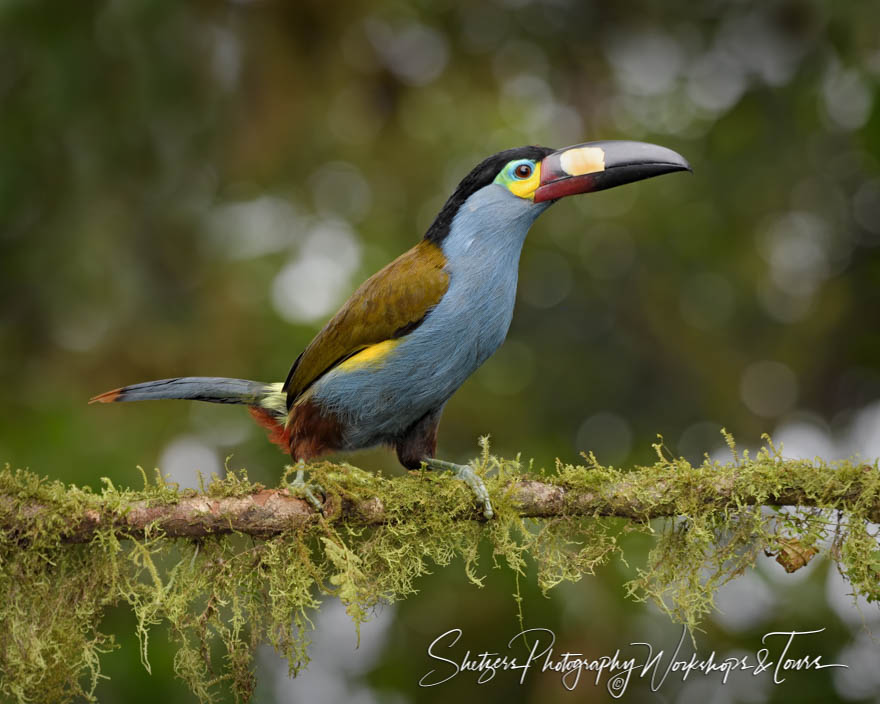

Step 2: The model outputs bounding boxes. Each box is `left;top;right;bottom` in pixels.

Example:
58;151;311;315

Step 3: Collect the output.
508;162;542;199
560;146;605;176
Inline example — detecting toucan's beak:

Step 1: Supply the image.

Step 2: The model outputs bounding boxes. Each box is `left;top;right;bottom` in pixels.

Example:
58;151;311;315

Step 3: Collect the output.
533;140;691;203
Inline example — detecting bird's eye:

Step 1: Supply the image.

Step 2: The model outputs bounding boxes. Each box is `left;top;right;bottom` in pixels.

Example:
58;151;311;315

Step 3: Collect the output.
513;163;532;179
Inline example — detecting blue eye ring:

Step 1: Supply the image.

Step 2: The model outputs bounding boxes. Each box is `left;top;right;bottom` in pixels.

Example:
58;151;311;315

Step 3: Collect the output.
512;162;533;180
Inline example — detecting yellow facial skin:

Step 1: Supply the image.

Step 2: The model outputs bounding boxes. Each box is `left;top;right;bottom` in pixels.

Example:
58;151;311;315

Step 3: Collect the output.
495;160;542;200
507;162;542;199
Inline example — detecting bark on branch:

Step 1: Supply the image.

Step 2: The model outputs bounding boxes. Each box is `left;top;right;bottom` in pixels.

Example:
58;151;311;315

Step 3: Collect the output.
4;462;878;543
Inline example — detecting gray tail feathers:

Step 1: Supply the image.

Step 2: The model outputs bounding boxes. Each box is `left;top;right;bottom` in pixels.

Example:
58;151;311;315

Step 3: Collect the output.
90;377;286;412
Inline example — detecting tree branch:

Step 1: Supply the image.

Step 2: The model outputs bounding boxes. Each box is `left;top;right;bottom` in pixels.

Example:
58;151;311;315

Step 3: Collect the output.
4;458;878;543
3;455;879;703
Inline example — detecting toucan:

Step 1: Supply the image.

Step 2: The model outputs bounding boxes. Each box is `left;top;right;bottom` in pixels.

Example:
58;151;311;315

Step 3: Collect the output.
91;140;690;518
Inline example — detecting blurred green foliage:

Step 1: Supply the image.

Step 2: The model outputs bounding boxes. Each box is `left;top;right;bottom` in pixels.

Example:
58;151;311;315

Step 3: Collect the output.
1;0;879;701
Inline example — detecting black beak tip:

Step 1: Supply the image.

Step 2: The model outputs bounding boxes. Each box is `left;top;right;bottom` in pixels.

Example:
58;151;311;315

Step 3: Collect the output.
652;148;692;175
637;152;693;181
599;141;692;184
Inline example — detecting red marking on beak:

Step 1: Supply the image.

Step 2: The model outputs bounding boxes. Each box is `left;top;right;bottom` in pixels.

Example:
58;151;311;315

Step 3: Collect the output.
534;173;597;203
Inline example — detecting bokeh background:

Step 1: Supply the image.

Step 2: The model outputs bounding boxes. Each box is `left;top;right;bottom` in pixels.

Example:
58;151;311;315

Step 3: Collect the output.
2;0;880;701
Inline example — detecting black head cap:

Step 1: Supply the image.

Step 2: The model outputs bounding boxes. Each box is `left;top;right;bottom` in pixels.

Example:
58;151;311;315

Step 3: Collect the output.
424;145;554;245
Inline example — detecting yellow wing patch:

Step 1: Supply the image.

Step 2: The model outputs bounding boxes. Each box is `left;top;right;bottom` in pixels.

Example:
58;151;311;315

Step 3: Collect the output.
283;240;449;405
336;339;402;372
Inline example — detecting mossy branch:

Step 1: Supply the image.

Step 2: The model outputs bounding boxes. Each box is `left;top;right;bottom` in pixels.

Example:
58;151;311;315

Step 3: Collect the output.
2;460;879;543
2;439;879;703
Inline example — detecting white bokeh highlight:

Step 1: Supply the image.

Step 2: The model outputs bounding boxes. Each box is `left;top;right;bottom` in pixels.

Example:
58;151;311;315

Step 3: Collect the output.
259;600;395;704
158;435;222;490
206;196;300;260
271;219;362;324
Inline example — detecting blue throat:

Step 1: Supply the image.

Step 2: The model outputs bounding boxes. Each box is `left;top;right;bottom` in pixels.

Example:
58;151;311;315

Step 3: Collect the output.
435;184;551;365
312;184;551;448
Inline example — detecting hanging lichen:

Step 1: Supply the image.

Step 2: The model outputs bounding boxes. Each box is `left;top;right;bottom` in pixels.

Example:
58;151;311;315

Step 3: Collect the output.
1;436;878;703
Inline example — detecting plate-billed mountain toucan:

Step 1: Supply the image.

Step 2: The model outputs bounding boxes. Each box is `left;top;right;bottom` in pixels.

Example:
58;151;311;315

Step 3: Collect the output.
91;140;690;519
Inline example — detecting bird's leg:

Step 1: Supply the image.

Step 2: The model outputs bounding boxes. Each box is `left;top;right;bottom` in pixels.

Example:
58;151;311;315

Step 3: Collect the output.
284;460;325;514
395;409;493;518
424;458;494;520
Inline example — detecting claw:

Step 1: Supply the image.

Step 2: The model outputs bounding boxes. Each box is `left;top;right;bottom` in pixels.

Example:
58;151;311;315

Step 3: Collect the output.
285;462;325;514
425;458;494;520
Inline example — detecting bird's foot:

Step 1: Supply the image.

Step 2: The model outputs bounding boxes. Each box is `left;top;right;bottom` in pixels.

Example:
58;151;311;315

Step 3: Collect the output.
425;458;494;520
284;462;325;514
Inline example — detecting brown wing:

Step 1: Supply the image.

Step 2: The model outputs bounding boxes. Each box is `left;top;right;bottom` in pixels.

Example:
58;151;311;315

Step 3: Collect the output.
283;239;449;406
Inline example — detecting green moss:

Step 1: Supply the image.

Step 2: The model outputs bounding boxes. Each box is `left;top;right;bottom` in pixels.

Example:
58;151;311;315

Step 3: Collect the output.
1;440;879;702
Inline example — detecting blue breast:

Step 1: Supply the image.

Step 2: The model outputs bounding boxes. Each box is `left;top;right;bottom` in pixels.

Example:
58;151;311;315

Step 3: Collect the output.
311;184;550;449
